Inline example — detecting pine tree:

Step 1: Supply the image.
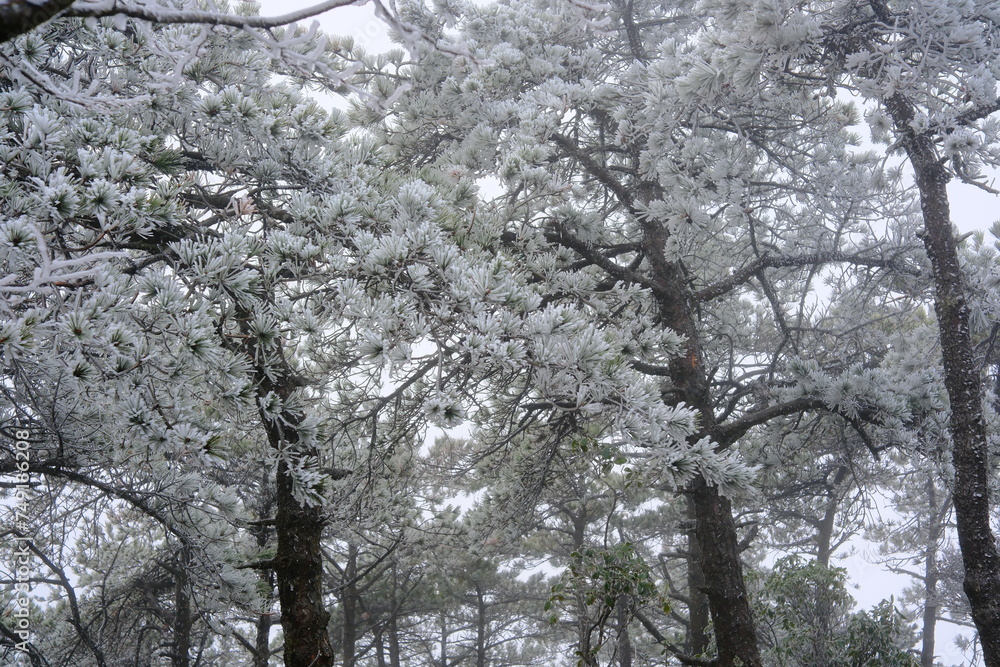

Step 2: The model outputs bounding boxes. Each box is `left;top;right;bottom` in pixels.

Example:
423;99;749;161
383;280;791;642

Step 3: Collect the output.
371;0;930;663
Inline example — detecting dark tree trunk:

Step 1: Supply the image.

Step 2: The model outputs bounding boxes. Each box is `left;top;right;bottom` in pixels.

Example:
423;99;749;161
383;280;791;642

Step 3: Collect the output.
172;548;192;667
389;615;401;667
254;597;273;667
885;91;1000;666
274;454;334;667
617;595;633;667
565;508;598;666
389;565;401;667
343;543;359;667
376;631;386;667
688;479;760;667
475;586;488;667
644;219;763;667
685;497;710;657
239;297;334;667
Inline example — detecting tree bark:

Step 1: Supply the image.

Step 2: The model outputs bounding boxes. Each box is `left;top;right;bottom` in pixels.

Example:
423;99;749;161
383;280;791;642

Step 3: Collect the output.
475;586;488;667
688;479;760;666
571;510;599;667
684;497;710;657
617;595;633;667
239;299;334;667
274;452;334;667
263;393;333;667
172;548;192;667
254;592;274;667
643;217;763;667
884;91;1000;666
343;543;359;667
376;630;387;667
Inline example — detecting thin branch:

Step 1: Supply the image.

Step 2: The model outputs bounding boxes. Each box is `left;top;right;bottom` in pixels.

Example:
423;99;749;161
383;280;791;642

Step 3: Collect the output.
634;610;715;666
19;539;108;667
65;0;358;29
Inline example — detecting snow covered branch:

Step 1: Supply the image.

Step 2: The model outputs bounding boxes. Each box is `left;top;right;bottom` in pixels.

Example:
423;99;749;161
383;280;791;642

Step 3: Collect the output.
0;224;125;310
64;0;360;28
0;0;360;43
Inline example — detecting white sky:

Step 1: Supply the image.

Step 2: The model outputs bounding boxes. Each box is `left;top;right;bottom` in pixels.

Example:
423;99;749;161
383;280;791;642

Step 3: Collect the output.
255;1;996;663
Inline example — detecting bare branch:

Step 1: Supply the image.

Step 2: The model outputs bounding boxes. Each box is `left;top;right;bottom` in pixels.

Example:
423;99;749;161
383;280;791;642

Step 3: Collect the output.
634;610;715;666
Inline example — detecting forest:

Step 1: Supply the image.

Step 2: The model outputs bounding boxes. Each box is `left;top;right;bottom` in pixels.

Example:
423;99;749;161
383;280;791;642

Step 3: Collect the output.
1;0;1000;665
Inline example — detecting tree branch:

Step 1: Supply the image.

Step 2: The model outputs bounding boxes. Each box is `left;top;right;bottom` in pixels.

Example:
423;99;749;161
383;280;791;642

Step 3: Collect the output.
634;610;715;666
715;397;824;447
0;0;74;43
694;250;921;304
65;0;358;29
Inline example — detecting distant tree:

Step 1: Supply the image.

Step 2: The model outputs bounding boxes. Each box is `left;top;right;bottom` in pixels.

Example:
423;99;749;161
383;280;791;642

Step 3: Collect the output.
753;556;918;667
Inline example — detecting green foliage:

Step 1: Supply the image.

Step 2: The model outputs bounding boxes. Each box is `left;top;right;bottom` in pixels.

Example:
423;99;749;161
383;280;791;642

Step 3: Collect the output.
753;556;918;667
841;600;919;667
546;542;668;664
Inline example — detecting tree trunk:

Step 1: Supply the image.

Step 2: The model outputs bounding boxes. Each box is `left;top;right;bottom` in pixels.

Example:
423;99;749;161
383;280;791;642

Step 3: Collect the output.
617;595;633;667
551;128;762;667
376;630;387;667
921;475;947;667
816;466;848;568
920;598;937;667
389;616;401;667
252;485;276;667
885;91;1000;666
253;552;274;667
254;600;273;667
274;455;334;667
476;586;487;667
644;218;763;667
172;548;192;667
688;479;760;667
568;510;599;666
685;497;710;657
241;297;334;667
389;565;401;667
343;543;359;667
